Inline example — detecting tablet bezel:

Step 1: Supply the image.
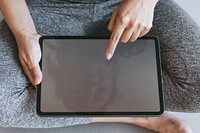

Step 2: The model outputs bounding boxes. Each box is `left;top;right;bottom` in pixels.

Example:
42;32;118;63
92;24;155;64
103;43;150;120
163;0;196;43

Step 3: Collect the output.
37;36;164;116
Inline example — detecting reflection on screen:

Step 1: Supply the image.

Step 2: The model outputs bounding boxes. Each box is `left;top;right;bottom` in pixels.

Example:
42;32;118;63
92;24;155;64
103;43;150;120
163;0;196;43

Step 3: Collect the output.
41;39;161;112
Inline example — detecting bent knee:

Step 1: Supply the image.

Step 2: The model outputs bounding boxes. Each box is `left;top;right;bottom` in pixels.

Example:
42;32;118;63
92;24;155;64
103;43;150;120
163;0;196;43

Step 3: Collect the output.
0;85;36;124
161;45;200;112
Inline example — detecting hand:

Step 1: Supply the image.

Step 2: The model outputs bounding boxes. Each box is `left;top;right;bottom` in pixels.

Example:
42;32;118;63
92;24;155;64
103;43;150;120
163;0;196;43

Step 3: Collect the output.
106;0;158;60
15;32;42;88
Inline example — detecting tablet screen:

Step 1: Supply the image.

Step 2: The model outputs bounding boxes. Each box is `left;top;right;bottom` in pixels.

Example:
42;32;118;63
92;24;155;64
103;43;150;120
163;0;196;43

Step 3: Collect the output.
37;36;163;116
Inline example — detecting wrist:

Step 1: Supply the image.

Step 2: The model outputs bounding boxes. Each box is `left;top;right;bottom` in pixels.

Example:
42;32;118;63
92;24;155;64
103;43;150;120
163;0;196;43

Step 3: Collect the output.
14;28;40;47
14;28;40;41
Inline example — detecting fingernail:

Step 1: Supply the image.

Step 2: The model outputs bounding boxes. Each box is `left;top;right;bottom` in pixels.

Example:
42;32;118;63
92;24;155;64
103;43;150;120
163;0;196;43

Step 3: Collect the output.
34;76;40;85
34;80;39;85
106;53;112;60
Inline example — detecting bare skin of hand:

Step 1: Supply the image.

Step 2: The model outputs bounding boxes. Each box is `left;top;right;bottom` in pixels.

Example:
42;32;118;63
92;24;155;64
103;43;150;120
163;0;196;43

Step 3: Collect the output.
15;32;42;87
92;112;194;133
0;0;43;87
106;0;158;60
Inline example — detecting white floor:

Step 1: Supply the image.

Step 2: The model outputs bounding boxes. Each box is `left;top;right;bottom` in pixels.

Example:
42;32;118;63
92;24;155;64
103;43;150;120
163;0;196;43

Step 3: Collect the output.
168;112;200;132
174;0;200;25
0;0;200;132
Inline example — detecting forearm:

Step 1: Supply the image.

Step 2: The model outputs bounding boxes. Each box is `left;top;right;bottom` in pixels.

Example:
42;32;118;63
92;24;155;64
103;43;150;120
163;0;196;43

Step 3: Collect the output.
146;0;159;8
0;0;37;39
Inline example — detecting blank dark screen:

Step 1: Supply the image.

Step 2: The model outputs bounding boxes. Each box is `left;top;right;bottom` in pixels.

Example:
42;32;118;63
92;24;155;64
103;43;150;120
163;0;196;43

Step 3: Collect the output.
41;39;161;113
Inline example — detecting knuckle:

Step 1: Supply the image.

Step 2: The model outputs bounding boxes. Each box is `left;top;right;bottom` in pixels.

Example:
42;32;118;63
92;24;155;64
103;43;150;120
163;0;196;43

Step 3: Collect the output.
144;26;148;30
109;44;115;51
111;34;120;43
134;20;140;26
119;15;129;24
140;23;146;28
30;67;37;74
129;21;135;27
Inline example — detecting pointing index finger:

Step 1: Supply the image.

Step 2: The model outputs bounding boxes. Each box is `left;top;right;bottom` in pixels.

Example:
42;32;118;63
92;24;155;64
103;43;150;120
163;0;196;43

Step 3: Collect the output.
106;21;126;60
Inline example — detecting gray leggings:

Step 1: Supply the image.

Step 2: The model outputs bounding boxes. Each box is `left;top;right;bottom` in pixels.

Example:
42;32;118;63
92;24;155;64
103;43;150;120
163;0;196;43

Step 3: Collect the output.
0;0;200;128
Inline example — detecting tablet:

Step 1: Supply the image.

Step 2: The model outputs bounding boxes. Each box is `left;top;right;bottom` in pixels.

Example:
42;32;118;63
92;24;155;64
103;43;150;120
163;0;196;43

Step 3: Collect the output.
37;36;164;116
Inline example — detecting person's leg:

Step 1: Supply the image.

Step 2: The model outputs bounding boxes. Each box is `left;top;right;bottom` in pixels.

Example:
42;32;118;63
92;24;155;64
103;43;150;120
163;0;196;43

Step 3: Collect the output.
88;0;199;132
27;0;198;131
0;22;91;128
0;0;198;131
91;112;194;133
148;0;200;112
93;0;200;112
0;0;95;128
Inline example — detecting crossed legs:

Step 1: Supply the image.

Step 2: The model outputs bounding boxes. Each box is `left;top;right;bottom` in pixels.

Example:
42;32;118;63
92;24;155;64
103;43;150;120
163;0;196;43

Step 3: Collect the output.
92;112;194;133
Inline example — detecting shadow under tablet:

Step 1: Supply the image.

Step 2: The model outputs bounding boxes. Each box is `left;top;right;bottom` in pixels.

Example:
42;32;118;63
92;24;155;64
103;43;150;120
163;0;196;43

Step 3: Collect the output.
38;36;163;116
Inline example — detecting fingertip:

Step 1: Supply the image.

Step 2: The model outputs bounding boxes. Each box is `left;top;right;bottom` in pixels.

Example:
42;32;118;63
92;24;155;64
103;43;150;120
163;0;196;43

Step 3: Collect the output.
106;52;112;60
36;75;42;85
32;71;42;85
139;34;144;38
130;39;136;43
34;78;41;85
120;39;128;44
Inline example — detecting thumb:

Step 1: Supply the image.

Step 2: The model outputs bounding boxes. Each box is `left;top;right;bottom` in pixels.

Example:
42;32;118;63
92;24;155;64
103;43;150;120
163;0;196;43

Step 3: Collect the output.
20;57;42;88
29;61;42;86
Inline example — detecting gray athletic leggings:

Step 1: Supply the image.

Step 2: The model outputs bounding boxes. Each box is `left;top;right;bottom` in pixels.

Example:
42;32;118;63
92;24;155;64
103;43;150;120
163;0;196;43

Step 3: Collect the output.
0;0;200;128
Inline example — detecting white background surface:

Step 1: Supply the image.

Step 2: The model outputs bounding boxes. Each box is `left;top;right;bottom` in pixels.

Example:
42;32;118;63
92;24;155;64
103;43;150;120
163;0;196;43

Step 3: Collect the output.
175;0;200;25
